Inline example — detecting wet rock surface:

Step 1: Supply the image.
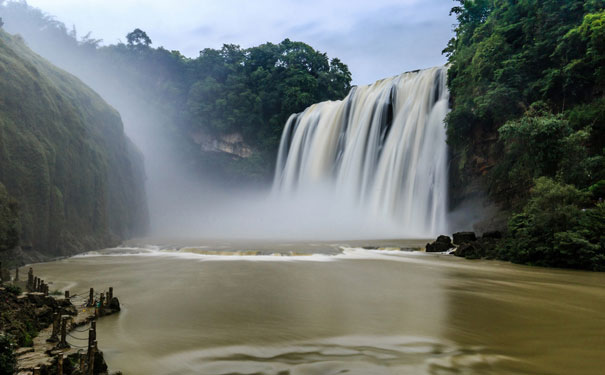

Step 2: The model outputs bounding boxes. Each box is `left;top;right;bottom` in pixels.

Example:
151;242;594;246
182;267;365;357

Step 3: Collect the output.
425;235;453;252
452;232;477;245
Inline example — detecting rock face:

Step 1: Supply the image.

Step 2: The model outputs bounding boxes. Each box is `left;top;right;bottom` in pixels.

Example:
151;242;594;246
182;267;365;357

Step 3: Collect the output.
453;232;477;245
426;235;453;252
0;30;148;258
192;130;254;158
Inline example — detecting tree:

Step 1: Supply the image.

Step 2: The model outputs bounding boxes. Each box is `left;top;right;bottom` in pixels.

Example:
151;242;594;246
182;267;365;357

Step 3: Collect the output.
126;28;151;47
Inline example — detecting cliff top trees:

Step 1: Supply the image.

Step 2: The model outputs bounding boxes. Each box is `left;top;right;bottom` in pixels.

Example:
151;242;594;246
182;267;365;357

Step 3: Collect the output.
446;0;605;269
126;28;151;48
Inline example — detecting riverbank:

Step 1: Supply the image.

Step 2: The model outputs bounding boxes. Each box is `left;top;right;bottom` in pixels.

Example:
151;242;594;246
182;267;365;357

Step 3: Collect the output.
0;267;121;375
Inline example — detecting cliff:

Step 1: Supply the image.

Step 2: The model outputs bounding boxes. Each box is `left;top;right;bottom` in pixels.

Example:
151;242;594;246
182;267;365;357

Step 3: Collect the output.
0;30;148;259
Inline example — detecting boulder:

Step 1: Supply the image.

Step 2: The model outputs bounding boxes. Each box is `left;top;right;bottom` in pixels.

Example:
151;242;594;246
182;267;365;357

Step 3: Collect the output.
426;235;453;252
454;242;479;259
453;231;477;245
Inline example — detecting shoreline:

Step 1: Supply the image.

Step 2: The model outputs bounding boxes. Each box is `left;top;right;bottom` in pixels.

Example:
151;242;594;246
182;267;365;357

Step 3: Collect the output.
0;268;121;375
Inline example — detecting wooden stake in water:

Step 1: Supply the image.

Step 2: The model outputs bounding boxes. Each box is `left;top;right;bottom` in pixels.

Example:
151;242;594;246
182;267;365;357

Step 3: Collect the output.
88;326;96;358
88;288;94;307
48;312;59;343
80;352;86;373
88;340;96;375
59;316;69;348
15;266;19;281
57;353;64;375
28;268;33;290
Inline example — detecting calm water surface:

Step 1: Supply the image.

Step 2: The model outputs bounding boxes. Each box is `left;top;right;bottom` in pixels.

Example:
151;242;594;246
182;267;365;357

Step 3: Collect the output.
32;240;605;375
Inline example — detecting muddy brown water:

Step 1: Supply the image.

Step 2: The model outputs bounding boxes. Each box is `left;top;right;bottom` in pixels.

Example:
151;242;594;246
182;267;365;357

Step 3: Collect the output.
31;239;605;375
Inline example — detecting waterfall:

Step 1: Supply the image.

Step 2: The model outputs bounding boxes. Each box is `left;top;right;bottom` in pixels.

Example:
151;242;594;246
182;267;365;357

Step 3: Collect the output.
273;67;449;237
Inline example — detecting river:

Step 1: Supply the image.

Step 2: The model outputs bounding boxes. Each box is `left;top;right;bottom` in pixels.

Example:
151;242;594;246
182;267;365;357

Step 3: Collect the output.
32;239;605;375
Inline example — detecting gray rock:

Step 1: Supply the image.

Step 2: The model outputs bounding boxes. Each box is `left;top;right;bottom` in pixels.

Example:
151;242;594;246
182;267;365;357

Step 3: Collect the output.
426;235;453;252
453;231;477;245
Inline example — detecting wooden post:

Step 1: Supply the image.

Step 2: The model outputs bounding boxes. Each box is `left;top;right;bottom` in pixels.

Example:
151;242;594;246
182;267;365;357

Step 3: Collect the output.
14;266;19;281
88;340;96;375
99;292;105;308
57;353;64;375
28;268;33;291
80;352;86;373
65;290;70;299
44;283;49;296
108;287;113;302
88;326;96;355
33;367;41;375
60;316;69;348
88;288;94;307
48;312;59;342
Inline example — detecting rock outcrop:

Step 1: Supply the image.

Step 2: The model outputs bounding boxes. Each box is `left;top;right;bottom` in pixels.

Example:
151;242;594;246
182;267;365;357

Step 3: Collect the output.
452;232;477;245
426;235;454;252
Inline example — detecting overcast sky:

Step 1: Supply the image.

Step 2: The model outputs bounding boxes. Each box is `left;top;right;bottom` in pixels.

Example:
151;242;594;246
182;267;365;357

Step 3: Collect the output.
26;0;455;85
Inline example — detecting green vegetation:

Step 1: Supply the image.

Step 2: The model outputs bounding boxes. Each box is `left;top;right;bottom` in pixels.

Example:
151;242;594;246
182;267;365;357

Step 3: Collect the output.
446;0;605;270
0;1;352;181
0;29;148;256
102;38;350;180
4;284;21;295
498;178;605;270
0;182;19;251
0;334;16;375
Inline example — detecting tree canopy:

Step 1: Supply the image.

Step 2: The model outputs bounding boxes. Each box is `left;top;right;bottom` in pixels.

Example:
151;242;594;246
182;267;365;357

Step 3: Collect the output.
0;1;353;182
445;0;605;269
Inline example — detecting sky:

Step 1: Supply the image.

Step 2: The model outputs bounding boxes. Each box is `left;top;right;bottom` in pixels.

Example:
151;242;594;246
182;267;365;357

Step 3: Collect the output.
26;0;455;85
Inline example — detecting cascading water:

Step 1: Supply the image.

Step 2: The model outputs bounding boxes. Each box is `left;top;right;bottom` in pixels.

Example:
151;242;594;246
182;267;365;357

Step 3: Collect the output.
273;67;449;237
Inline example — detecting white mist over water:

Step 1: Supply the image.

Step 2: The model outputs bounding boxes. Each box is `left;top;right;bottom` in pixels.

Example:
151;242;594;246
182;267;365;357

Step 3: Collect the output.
273;67;450;238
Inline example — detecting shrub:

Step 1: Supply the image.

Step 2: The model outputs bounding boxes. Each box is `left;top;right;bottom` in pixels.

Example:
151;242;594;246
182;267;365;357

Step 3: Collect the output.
4;284;21;295
0;334;16;375
499;177;605;270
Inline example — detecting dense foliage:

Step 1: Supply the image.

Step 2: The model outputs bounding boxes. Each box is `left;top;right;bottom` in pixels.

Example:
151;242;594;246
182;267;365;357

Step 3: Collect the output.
0;1;352;181
446;0;605;269
0;334;16;375
0;30;148;255
498;178;605;270
0;183;19;251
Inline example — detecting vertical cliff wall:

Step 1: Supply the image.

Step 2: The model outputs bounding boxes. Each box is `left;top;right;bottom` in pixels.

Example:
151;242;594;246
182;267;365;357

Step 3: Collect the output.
0;31;148;257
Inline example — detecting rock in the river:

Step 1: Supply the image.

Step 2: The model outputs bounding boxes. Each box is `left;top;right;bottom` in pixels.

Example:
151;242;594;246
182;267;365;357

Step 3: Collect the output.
452;231;477;245
454;242;480;258
426;235;453;252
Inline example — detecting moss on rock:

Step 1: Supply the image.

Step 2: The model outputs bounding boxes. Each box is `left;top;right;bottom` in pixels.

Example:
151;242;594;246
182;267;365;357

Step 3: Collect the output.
0;30;148;257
